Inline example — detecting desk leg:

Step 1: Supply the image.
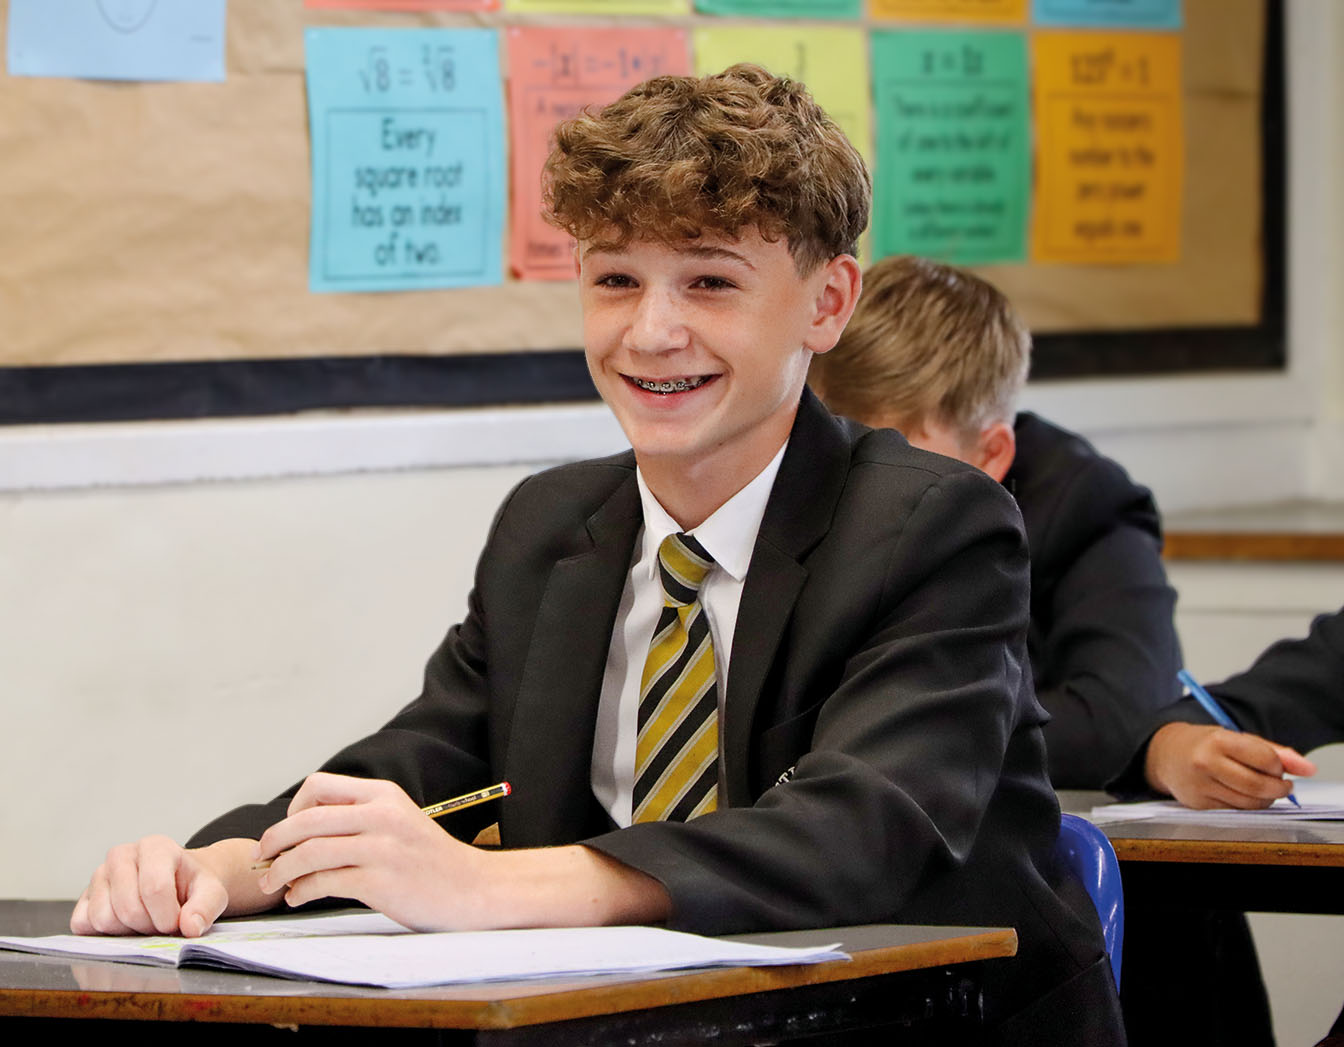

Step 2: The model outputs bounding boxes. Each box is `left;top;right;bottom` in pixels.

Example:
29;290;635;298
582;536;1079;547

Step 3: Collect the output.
1121;891;1273;1047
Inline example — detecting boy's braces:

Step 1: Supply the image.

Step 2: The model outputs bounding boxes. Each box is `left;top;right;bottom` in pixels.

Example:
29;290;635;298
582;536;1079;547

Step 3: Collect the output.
631;376;711;394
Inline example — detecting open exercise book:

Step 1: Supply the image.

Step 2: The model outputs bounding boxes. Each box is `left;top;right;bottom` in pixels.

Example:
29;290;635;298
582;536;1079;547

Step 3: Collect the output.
1092;779;1344;823
0;910;847;989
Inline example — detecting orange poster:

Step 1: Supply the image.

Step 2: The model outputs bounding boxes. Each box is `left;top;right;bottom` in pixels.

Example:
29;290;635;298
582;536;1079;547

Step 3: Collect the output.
870;0;1026;24
507;27;689;281
1032;32;1183;263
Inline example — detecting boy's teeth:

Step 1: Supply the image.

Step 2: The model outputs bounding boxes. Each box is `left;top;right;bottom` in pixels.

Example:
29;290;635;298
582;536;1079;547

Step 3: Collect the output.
633;376;709;393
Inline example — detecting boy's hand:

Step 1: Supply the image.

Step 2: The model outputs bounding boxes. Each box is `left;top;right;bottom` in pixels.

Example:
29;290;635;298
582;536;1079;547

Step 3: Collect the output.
258;771;671;931
256;772;497;931
1144;722;1317;809
71;836;235;937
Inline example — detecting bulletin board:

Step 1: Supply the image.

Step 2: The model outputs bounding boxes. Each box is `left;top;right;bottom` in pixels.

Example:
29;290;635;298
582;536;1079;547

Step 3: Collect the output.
0;0;1281;424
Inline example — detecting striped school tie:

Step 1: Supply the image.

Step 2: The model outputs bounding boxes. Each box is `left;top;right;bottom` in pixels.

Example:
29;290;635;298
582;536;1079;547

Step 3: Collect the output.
632;533;719;823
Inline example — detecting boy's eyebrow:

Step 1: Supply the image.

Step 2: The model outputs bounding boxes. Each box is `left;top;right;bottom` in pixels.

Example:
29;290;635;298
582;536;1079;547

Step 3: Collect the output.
582;243;758;269
676;244;757;269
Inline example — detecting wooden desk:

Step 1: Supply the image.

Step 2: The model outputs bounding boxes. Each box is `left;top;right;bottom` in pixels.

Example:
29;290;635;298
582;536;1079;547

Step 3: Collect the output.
1059;790;1344;914
0;902;1016;1045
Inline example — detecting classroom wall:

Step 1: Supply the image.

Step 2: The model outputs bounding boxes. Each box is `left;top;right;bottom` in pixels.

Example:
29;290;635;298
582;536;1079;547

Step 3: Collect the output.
1;1;1341;1040
1;463;532;899
1309;0;1344;498
1024;0;1341;509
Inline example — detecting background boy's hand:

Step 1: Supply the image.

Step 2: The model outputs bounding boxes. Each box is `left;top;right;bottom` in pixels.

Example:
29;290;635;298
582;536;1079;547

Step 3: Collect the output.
1144;721;1317;809
70;835;233;937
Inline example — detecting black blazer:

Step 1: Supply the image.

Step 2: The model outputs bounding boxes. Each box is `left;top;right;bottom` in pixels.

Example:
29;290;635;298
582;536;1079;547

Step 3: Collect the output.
192;392;1123;1044
1008;412;1183;789
1150;605;1344;752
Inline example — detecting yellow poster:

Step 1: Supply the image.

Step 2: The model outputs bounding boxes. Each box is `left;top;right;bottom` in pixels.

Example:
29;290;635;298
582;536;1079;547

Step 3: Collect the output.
1032;32;1183;263
692;26;872;166
870;0;1026;24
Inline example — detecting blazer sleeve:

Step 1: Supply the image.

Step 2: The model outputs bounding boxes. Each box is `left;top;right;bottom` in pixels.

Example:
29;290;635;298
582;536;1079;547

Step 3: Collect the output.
587;466;1039;935
1028;458;1183;789
1167;607;1344;754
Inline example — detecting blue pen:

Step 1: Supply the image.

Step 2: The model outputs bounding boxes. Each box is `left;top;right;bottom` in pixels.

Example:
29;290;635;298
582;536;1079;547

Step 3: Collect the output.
1177;669;1300;807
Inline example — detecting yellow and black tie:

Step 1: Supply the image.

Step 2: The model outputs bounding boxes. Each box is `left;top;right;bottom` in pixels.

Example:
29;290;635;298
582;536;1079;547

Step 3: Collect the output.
632;533;719;823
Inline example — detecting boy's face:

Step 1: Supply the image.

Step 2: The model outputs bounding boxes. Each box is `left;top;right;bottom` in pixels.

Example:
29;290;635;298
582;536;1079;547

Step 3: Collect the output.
577;228;854;489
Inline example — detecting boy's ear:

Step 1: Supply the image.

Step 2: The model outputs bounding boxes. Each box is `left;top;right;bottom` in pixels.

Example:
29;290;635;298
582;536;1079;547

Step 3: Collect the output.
803;254;863;354
973;421;1017;482
572;244;583;279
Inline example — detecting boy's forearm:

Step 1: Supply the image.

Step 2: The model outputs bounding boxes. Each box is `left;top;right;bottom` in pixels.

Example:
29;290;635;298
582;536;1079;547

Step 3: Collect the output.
475;845;672;929
205;832;670;930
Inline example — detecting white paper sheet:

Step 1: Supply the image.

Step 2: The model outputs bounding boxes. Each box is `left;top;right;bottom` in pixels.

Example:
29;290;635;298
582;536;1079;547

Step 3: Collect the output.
1091;780;1344;823
0;910;408;968
0;910;848;988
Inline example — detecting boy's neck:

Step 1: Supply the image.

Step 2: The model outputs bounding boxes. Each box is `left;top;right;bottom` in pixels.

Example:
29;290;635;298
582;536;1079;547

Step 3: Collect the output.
637;422;793;531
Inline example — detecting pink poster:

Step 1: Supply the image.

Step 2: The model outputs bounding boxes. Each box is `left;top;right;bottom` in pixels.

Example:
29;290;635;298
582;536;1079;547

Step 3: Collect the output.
507;26;689;281
305;1;499;11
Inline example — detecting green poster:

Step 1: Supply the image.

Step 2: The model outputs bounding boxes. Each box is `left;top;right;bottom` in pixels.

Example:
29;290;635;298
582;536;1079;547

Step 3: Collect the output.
871;31;1029;265
694;0;861;18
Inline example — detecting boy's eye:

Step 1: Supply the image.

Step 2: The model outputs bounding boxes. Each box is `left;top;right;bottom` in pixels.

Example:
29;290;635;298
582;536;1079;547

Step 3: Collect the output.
692;275;735;290
594;273;636;289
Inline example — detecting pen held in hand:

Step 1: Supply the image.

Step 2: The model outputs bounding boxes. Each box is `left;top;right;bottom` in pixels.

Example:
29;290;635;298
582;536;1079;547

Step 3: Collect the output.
250;781;511;871
1177;669;1300;808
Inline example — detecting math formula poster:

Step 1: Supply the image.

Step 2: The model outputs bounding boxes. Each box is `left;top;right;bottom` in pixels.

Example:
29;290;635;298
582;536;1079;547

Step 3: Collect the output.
1032;32;1183;263
507;27;688;281
871;30;1029;265
305;28;505;293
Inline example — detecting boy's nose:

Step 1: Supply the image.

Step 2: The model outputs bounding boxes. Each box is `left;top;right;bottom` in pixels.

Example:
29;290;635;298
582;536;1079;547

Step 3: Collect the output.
626;289;690;353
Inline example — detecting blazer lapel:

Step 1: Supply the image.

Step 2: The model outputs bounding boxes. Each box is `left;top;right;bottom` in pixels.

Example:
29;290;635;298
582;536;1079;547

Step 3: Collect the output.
504;470;641;846
723;390;854;804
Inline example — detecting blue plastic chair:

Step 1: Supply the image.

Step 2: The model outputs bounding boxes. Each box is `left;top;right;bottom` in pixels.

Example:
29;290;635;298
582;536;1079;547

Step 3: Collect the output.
1055;812;1124;989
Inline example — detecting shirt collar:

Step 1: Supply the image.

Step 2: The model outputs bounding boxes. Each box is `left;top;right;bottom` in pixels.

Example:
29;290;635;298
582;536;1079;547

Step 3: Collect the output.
635;441;788;585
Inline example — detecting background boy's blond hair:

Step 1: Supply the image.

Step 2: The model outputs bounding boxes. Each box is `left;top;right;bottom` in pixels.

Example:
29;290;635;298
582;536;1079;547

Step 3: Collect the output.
543;63;870;273
810;255;1031;437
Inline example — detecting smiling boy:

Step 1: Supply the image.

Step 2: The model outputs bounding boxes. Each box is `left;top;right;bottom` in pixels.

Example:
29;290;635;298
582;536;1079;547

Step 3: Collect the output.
578;230;845;529
72;66;1122;1044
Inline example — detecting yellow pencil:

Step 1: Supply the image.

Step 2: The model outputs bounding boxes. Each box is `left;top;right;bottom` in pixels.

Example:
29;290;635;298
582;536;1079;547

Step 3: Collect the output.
420;781;511;819
251;781;511;871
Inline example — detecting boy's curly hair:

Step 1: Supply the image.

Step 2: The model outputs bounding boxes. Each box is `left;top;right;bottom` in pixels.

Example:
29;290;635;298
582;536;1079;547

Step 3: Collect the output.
542;64;870;273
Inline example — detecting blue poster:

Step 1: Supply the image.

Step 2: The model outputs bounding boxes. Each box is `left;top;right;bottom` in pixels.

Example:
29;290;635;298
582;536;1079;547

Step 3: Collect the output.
1033;0;1181;29
7;0;226;82
305;28;505;293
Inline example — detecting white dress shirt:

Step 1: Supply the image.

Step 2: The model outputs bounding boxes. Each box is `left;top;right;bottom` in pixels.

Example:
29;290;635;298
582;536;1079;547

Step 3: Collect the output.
590;443;788;827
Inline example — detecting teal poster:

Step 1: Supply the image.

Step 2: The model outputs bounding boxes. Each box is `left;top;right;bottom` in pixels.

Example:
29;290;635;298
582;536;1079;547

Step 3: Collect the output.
871;31;1029;265
693;0;861;17
305;28;504;293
